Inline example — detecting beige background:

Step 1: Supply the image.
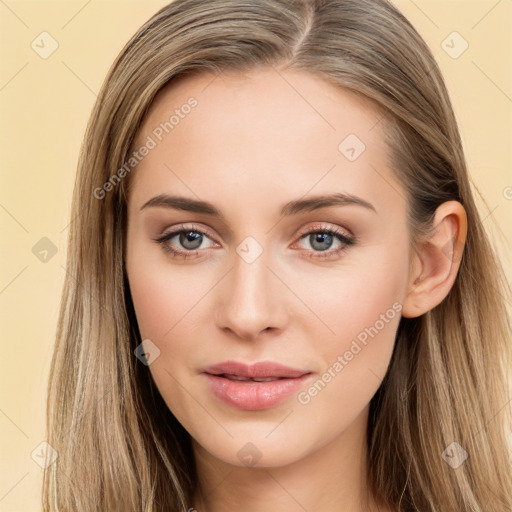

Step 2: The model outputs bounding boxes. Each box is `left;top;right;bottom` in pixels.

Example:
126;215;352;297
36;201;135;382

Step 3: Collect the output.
0;1;510;510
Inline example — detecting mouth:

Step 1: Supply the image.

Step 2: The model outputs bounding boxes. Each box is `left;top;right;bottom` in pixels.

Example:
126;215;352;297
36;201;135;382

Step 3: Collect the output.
202;360;309;379
201;360;313;410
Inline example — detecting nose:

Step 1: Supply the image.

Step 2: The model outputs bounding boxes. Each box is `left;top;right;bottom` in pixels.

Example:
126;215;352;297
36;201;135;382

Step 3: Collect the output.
215;247;288;341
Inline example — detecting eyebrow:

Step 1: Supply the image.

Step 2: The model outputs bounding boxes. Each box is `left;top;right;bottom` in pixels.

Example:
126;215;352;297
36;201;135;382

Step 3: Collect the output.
140;192;377;217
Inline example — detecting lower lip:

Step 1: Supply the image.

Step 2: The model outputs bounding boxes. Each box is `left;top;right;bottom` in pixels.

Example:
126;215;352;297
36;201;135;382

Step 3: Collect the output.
203;373;312;410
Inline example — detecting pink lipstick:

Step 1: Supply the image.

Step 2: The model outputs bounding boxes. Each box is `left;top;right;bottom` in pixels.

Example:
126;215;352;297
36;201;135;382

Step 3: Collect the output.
201;360;313;410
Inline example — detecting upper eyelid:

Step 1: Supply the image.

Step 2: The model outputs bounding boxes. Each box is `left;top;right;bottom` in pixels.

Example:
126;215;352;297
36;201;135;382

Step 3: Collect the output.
159;223;217;242
296;223;353;238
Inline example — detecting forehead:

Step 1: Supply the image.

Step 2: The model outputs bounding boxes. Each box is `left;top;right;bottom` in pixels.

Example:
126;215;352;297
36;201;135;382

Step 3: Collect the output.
128;67;403;216
136;67;385;149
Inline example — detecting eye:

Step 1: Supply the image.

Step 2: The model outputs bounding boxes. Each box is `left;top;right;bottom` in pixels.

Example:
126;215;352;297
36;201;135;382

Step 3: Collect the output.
293;224;356;260
153;224;217;259
153;223;356;261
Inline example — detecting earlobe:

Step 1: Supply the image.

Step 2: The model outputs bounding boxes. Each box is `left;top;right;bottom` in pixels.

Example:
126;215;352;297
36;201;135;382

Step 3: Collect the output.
402;201;467;319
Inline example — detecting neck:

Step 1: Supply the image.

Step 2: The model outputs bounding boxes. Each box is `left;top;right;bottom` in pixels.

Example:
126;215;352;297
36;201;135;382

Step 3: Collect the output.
191;407;387;512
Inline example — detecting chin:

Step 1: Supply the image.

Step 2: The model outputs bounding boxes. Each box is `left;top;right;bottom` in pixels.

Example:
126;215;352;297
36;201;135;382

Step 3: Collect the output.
190;424;318;469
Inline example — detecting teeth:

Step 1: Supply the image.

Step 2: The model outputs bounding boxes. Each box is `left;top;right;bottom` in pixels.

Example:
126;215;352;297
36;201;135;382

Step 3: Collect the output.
225;374;251;381
223;374;280;382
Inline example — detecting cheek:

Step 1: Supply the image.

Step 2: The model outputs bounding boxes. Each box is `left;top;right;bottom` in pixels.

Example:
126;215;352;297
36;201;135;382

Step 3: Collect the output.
300;243;406;347
126;255;208;420
128;266;165;340
329;265;404;354
294;245;407;406
127;244;209;341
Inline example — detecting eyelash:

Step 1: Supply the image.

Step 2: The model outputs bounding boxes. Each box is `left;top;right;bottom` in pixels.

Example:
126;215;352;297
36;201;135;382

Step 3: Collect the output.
153;223;356;261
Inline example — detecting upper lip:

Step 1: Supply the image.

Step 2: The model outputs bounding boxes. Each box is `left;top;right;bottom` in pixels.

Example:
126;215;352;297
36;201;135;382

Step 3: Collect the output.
202;360;311;379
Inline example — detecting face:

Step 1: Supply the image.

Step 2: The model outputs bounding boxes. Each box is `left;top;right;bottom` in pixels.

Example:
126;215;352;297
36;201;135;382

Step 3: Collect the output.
125;67;412;468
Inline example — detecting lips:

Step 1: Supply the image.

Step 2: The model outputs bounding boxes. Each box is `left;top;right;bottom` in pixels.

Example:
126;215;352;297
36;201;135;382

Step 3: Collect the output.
203;360;308;379
201;360;313;410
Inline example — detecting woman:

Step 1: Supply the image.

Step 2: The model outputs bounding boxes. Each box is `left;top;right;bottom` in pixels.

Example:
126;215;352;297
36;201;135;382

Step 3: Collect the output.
43;0;512;510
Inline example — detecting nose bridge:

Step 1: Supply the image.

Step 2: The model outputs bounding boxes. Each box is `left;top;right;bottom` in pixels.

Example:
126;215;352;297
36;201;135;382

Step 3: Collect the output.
217;240;285;339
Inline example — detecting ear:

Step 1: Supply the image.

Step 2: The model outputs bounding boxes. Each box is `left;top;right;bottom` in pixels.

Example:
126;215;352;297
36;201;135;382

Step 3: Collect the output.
402;200;467;318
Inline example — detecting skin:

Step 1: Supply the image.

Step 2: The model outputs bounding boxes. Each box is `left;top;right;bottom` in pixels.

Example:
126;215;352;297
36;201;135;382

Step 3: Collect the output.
125;67;467;512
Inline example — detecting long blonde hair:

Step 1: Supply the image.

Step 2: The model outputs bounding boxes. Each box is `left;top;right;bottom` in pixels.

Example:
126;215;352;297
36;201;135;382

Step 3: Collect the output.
43;0;512;510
